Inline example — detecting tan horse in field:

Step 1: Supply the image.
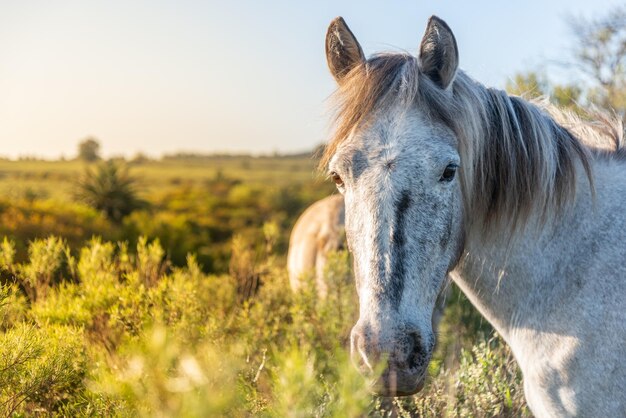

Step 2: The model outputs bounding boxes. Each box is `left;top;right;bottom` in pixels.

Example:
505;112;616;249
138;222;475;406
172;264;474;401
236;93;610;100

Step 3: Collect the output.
287;194;345;297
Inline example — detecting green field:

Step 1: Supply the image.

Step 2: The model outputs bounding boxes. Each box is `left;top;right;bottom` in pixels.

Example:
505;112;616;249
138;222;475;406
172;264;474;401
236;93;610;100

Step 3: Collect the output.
0;156;325;202
0;157;528;417
0;156;334;271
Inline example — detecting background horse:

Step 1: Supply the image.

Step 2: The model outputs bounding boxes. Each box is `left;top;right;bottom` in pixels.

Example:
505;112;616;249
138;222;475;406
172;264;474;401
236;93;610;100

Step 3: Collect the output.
287;194;345;297
322;15;625;417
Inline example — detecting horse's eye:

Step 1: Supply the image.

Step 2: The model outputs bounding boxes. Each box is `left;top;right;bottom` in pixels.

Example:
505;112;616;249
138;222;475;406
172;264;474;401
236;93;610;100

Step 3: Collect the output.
330;171;344;187
440;164;458;182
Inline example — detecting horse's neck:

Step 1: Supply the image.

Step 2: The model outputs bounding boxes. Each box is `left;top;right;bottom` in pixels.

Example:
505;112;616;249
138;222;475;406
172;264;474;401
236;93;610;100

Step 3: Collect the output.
451;158;626;360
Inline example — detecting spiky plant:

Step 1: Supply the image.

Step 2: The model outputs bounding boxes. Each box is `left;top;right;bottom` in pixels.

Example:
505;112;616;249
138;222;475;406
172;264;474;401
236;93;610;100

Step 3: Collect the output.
76;160;145;223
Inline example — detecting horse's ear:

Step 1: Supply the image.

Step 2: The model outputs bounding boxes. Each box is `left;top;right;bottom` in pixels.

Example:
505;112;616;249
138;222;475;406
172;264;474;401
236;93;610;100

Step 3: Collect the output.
326;17;365;83
418;16;459;89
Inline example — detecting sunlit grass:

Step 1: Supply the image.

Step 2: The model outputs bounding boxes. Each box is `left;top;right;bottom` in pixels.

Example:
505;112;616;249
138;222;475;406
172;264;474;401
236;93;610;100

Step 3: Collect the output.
0;157;323;203
0;236;529;417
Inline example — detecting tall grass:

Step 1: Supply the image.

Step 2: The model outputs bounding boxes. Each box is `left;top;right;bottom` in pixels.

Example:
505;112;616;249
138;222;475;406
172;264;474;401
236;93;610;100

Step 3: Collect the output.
0;234;528;417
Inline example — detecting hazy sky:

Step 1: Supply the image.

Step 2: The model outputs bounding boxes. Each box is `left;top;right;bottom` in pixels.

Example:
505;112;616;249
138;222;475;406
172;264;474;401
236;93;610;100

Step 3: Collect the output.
0;1;622;159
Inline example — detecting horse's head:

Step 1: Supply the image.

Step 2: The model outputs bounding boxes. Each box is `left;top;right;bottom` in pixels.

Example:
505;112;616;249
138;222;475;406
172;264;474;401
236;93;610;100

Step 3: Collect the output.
324;16;465;396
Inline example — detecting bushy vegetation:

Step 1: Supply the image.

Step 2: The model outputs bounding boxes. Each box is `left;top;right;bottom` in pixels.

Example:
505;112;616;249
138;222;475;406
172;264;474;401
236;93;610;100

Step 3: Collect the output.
0;157;334;272
0;236;529;417
0;156;530;416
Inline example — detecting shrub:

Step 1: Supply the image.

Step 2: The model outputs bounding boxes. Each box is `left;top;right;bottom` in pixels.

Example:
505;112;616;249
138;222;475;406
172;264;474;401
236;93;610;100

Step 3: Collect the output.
448;338;530;417
93;325;246;418
0;323;85;416
76;161;146;223
0;233;527;416
18;237;71;301
0;199;114;261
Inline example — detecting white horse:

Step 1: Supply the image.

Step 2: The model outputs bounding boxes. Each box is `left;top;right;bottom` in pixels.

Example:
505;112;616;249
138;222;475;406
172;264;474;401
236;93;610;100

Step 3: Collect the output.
322;15;626;417
287;194;345;297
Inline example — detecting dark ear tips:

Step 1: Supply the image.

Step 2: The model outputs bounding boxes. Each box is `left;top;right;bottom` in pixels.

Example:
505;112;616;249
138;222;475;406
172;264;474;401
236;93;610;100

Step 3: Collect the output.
427;15;452;32
418;15;459;89
329;16;347;29
326;17;365;83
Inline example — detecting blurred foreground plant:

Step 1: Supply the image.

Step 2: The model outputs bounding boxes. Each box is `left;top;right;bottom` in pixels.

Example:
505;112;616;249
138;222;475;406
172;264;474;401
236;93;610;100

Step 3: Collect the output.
94;325;246;418
0;322;85;416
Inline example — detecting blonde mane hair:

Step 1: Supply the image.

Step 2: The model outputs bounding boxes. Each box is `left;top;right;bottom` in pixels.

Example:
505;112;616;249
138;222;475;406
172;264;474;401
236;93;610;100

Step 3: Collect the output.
321;53;624;232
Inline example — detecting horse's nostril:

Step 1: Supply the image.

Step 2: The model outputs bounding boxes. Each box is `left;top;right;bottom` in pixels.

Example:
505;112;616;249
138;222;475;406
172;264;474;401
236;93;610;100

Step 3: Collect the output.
352;322;393;375
351;323;429;376
351;325;373;373
405;331;425;371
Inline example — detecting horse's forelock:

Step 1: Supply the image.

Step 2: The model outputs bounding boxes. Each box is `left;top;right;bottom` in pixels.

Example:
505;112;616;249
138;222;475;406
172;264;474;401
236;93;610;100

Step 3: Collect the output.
320;53;420;170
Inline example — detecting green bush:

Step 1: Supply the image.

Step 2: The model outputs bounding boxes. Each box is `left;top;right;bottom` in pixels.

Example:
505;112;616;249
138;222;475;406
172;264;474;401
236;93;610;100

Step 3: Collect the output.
0;323;85;416
76;161;146;223
0;235;527;417
93;326;246;418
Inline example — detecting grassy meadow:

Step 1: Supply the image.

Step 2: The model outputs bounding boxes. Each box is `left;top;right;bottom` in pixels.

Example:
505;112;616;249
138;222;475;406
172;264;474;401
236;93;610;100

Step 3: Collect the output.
0;155;529;417
0;156;332;270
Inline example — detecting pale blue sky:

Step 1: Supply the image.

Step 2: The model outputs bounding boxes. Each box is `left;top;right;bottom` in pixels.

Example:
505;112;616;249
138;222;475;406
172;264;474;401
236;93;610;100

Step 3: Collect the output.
0;1;622;159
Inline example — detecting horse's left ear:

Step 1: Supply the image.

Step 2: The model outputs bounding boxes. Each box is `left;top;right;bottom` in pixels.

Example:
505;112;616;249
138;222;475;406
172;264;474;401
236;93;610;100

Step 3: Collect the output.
418;16;459;90
326;17;365;83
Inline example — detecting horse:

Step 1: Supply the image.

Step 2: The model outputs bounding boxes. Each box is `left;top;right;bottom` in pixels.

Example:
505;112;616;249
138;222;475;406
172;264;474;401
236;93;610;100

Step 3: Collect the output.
287;194;345;297
321;15;626;417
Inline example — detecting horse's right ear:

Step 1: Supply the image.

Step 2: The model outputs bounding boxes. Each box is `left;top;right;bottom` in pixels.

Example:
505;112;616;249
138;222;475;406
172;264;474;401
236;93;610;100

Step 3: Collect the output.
418;16;459;90
326;17;365;83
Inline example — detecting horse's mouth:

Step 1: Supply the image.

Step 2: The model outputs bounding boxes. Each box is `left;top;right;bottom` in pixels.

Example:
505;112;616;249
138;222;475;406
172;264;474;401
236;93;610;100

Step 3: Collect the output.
369;369;427;397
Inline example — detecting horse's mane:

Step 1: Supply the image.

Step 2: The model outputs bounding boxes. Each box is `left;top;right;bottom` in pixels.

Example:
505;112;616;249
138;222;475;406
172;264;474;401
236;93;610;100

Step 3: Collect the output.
544;103;625;155
321;53;624;233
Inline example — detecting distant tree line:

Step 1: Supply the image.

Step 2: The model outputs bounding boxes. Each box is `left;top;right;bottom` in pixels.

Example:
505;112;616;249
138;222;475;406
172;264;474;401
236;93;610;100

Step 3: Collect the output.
507;5;626;122
162;149;321;161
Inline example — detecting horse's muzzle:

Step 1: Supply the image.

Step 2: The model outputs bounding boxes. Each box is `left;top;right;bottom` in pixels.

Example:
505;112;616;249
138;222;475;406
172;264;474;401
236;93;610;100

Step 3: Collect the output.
350;321;431;397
